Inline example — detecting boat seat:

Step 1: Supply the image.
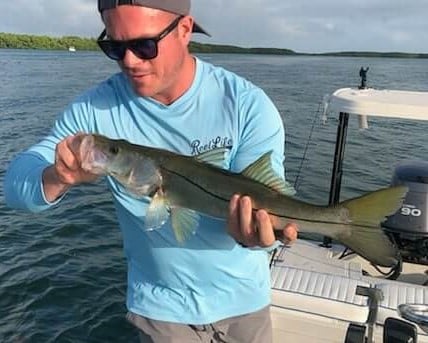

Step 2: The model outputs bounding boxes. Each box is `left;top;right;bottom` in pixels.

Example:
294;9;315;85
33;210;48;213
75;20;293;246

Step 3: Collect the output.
373;280;428;336
272;241;363;278
271;265;371;323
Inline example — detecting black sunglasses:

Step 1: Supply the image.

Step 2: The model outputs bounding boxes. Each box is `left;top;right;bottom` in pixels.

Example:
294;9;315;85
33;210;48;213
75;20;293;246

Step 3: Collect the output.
97;15;183;61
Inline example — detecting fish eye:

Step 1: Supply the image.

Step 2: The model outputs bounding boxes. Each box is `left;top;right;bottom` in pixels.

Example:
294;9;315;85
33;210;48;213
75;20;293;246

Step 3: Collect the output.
109;145;119;155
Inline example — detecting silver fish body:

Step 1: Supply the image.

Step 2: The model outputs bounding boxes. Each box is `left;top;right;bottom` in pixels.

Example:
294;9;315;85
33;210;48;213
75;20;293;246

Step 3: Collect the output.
80;134;407;267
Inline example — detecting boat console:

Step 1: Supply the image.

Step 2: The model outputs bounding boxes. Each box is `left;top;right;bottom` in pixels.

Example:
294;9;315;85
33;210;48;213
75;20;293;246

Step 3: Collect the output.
383;161;428;267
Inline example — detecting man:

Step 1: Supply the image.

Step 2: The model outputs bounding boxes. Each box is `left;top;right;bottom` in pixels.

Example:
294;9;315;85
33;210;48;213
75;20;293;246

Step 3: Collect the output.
4;1;297;342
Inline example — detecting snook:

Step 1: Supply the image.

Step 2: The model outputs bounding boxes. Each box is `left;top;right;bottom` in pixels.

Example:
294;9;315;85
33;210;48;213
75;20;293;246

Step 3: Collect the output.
80;134;407;267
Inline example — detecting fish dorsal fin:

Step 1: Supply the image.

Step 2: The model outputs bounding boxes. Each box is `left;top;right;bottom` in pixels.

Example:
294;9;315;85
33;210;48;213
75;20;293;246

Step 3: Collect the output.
194;147;229;168
170;207;200;243
145;190;170;230
242;151;296;195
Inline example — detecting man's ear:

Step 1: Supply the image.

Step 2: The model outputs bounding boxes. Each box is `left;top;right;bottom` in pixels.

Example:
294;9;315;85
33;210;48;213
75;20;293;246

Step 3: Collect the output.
178;16;194;44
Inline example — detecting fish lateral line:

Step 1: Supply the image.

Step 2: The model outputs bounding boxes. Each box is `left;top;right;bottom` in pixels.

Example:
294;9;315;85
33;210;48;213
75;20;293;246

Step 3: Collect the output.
160;165;233;203
160;166;355;227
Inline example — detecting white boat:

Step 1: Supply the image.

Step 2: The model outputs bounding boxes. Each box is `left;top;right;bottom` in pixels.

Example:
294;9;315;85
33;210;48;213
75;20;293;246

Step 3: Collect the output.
68;46;76;52
270;86;428;342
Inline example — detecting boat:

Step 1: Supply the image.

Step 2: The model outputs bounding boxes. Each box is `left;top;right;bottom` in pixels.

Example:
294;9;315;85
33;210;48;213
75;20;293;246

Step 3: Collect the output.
68;46;76;52
270;80;428;342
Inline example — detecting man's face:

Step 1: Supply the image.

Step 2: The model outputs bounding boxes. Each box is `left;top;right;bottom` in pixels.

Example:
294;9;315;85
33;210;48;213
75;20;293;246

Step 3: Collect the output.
102;6;193;103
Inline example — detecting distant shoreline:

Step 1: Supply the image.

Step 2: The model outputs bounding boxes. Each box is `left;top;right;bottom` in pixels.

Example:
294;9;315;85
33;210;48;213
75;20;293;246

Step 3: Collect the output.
1;32;427;59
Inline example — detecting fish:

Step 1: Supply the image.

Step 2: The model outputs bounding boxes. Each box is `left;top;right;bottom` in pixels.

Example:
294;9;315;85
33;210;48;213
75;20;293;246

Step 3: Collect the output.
79;134;407;267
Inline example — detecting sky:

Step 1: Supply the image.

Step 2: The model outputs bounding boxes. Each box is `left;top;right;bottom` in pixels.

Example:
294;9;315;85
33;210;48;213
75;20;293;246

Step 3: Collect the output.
1;0;427;53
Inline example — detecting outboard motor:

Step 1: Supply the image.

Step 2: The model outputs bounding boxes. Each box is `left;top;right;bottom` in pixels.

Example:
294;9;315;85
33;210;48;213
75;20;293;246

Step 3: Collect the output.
383;161;428;265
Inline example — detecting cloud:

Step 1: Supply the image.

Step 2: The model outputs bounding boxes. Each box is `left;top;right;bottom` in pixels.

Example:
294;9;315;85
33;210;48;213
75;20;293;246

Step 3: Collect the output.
192;0;428;53
0;0;427;53
0;0;102;38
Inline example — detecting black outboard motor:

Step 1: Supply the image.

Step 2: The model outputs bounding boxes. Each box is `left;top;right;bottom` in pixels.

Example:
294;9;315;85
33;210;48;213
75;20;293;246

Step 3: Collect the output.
383;161;428;265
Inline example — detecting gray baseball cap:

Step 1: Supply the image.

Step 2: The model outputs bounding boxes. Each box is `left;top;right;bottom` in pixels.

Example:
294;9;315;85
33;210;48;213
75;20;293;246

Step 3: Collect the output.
98;0;210;36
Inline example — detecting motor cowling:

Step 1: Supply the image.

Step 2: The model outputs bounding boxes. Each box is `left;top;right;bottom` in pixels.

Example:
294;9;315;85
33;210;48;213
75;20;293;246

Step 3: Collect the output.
382;161;428;264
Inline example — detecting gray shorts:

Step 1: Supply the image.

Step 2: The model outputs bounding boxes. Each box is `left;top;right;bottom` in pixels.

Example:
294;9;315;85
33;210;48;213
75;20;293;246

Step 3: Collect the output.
126;306;272;343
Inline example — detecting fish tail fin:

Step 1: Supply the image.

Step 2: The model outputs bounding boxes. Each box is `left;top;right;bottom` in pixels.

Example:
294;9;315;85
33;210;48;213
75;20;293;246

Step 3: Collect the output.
337;186;408;267
339;225;399;267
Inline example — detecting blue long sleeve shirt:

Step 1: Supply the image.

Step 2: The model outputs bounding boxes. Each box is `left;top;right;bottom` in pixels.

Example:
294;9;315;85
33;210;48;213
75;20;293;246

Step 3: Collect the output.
4;58;290;324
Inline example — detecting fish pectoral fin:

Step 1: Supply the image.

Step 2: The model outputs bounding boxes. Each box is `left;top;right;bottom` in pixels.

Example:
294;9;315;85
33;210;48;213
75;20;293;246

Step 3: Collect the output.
194;147;230;168
170;208;200;243
145;191;170;230
241;151;295;195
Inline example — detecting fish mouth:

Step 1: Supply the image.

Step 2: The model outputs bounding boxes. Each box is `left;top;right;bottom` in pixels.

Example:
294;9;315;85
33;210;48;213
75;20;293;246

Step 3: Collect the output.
80;135;108;175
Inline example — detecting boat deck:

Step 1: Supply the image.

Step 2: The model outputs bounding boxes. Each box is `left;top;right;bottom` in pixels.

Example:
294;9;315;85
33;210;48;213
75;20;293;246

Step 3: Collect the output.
270;240;428;342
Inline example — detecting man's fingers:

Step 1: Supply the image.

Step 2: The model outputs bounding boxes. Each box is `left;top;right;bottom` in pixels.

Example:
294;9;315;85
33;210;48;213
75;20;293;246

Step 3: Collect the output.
285;223;299;241
54;135;98;186
255;210;275;247
67;133;86;156
228;195;257;246
227;194;241;238
56;139;79;171
239;196;256;245
281;223;299;245
228;194;299;248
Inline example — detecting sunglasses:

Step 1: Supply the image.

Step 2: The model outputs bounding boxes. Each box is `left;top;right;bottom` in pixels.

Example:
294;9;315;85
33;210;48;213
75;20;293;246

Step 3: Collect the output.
97;15;183;61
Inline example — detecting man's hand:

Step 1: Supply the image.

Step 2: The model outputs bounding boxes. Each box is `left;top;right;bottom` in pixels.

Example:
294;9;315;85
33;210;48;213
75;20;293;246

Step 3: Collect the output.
42;134;98;202
227;194;298;247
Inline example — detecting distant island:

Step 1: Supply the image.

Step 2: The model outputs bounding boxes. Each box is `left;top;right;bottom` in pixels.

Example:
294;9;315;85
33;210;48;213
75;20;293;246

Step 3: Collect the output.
1;32;427;59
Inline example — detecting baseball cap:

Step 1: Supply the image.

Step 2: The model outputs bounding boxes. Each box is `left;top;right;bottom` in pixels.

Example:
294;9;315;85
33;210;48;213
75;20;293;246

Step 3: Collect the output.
98;0;210;36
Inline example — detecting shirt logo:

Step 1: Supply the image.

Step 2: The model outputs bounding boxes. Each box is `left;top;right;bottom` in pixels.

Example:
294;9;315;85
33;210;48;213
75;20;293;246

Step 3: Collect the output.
190;136;233;155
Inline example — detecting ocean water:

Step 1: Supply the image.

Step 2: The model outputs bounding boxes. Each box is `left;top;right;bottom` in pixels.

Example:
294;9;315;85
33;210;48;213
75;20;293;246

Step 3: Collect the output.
1;49;428;342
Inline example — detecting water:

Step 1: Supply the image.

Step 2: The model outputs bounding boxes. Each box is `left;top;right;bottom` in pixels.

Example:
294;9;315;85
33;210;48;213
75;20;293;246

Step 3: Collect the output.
1;49;428;342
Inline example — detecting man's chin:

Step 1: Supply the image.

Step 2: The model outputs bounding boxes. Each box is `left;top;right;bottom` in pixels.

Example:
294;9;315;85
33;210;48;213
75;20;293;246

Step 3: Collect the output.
130;83;156;98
